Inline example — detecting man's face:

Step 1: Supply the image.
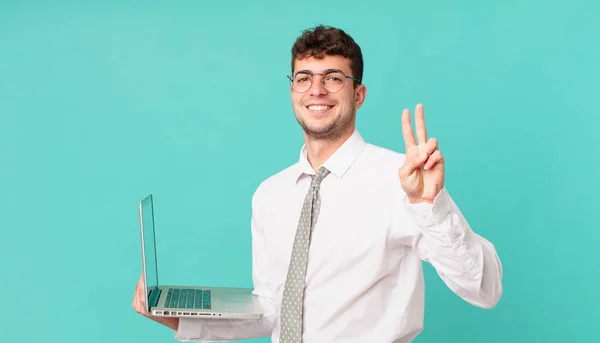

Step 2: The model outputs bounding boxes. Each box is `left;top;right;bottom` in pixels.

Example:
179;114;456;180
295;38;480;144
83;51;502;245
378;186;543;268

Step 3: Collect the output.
290;55;366;140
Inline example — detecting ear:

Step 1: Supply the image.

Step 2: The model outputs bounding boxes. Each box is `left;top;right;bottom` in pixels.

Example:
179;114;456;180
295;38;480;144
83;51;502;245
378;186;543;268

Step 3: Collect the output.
354;84;367;110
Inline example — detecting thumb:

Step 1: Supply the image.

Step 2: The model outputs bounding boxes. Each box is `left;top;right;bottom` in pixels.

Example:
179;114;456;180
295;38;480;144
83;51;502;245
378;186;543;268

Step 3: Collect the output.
398;163;415;180
398;153;426;179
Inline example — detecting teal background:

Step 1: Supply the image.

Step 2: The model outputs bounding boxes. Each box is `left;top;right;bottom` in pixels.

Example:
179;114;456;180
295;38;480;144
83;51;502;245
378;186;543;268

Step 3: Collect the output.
1;0;598;342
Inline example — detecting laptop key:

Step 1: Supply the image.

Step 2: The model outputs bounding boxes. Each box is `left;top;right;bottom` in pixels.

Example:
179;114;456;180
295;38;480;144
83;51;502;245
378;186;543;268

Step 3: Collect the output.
195;289;202;309
170;289;180;308
178;289;187;308
186;289;195;308
203;290;211;309
165;289;173;308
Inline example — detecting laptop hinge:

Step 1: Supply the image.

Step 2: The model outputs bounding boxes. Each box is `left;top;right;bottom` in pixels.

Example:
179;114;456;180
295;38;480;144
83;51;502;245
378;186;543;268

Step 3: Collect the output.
148;287;162;308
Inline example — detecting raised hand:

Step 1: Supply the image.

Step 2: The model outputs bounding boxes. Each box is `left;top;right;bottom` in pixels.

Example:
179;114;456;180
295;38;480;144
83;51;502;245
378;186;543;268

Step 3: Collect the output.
398;104;444;204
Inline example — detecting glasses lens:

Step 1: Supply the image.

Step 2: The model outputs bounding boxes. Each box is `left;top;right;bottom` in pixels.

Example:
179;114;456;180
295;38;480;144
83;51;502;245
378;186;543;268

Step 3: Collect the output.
293;72;312;93
322;71;346;93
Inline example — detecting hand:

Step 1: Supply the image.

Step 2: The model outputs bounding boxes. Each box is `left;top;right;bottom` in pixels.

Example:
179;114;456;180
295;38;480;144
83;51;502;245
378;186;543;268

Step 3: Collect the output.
132;272;152;319
398;104;444;204
132;272;180;330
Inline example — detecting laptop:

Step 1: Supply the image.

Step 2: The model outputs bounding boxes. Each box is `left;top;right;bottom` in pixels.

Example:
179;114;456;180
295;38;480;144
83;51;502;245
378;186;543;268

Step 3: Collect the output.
138;194;263;319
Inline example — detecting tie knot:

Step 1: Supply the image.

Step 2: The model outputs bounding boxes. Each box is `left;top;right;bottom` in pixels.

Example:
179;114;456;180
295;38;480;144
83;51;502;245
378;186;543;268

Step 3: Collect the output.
311;167;330;188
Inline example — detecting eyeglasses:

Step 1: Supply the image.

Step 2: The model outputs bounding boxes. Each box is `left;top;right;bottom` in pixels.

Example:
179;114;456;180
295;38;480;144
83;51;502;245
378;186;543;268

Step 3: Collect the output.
287;69;361;93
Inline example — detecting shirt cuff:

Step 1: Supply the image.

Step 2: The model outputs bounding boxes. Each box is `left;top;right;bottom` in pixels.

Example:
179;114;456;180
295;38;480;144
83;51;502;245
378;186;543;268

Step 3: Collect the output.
173;317;258;342
402;187;453;228
174;317;204;342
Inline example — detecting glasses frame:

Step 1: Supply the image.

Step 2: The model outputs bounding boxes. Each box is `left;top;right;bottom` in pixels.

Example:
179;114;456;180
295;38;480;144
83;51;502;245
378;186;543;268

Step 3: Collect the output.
287;68;362;93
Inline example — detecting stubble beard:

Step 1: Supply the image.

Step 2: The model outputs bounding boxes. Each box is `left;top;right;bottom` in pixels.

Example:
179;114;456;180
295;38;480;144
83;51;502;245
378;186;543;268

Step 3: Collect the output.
295;107;355;141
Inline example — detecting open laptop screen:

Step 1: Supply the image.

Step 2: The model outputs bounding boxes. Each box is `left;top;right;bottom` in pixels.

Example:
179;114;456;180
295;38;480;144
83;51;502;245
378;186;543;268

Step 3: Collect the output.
140;195;159;295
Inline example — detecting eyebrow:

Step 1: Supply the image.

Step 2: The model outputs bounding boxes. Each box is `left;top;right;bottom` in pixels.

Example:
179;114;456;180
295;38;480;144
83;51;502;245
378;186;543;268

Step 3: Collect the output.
294;68;344;75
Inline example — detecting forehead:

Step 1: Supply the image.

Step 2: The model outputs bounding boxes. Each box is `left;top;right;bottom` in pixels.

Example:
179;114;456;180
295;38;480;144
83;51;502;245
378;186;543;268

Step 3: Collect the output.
293;55;352;74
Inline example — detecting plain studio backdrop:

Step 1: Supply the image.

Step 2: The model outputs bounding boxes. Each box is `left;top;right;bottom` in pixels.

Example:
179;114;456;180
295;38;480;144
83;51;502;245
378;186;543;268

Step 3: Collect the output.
1;1;598;342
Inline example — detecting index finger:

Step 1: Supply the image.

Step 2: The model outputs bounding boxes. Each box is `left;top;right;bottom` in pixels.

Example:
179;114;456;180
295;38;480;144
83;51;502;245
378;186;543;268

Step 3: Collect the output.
401;109;416;147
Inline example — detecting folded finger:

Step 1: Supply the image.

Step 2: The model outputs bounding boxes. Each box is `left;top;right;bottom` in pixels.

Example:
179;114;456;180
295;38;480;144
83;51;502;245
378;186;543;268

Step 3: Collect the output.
418;138;438;161
424;150;443;170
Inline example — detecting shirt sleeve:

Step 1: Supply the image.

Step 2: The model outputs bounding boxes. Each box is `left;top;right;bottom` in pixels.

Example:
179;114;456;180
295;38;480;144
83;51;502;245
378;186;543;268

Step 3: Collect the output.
173;189;278;341
401;187;504;309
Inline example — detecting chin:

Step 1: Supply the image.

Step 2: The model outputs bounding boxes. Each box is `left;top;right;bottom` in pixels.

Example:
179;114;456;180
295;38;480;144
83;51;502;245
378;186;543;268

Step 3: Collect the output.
303;120;348;140
306;125;335;135
300;115;335;131
294;108;354;139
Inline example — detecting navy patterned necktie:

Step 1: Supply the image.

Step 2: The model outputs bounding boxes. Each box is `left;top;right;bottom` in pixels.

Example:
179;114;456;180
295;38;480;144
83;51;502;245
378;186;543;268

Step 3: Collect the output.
279;166;330;342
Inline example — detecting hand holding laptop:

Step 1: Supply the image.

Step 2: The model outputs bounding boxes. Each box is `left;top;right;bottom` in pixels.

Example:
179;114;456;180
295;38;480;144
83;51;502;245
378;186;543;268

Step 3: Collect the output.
133;194;263;324
132;272;180;330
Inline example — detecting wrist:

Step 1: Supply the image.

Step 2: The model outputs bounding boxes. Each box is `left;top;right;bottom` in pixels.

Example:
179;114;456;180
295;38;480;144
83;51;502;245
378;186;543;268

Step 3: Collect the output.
154;316;179;330
407;196;433;204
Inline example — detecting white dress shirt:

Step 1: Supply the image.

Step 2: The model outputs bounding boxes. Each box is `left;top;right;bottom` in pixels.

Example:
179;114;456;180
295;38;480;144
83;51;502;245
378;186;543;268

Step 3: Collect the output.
174;129;503;342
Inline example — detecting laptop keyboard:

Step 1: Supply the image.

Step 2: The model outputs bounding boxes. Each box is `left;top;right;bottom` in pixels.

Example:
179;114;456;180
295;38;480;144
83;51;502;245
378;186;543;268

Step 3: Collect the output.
164;288;212;309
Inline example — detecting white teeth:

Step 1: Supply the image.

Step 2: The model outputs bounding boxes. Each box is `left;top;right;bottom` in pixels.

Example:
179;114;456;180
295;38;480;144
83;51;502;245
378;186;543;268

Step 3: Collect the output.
308;105;332;111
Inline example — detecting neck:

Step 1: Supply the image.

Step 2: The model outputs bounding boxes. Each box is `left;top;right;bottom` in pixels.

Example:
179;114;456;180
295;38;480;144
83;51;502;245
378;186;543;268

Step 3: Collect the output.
304;126;354;172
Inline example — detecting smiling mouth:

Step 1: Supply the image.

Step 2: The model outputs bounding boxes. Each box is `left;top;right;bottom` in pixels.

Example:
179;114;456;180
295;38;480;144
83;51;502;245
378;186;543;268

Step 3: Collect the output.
306;104;334;112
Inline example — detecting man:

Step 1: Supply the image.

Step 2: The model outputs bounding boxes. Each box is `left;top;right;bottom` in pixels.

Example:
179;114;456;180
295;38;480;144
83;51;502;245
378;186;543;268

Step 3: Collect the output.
132;25;503;342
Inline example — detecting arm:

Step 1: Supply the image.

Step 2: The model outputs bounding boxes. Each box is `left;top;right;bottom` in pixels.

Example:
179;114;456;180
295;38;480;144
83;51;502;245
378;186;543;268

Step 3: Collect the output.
403;188;503;309
173;192;278;340
395;104;502;308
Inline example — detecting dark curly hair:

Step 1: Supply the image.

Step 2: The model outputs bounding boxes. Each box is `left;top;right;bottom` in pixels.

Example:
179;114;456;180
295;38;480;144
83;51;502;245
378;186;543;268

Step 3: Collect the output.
291;25;363;86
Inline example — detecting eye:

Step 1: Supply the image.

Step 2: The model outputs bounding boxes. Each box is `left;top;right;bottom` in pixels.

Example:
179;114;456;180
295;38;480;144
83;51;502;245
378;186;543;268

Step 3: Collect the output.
325;72;345;83
295;75;311;83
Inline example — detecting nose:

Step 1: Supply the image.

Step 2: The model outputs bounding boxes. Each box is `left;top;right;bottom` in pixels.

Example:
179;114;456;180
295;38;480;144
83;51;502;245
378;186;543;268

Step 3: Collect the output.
309;75;328;95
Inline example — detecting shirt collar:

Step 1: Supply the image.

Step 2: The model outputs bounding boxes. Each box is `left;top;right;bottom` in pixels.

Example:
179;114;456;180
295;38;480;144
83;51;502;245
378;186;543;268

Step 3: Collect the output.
294;128;367;183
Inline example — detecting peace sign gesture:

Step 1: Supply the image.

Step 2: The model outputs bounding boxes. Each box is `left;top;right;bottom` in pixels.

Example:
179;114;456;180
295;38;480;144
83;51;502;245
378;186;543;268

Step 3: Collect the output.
397;104;445;204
